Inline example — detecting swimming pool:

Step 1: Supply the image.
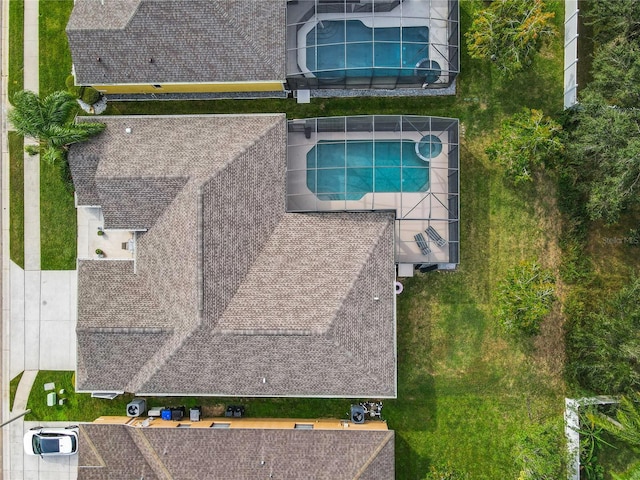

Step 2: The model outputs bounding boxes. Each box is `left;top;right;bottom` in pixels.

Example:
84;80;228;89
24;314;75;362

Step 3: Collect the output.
306;139;434;201
305;20;439;80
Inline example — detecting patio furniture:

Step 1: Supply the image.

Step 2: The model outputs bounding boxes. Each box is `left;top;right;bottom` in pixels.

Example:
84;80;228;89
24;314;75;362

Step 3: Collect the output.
425;226;447;248
47;392;57;407
414;233;431;256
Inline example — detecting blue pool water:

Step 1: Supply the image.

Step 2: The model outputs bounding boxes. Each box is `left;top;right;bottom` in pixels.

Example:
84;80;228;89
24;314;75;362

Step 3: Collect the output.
307;140;432;201
306;20;434;78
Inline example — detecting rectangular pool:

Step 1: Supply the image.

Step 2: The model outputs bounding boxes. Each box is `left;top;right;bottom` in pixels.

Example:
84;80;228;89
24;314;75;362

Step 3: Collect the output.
306;140;430;201
305;20;429;77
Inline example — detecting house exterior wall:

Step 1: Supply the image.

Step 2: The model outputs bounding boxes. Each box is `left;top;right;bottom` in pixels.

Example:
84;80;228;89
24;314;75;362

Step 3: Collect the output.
89;81;286;94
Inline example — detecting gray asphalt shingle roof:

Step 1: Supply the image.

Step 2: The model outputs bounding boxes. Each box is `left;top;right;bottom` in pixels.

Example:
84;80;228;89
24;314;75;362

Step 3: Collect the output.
68;115;397;397
78;423;395;479
66;0;286;85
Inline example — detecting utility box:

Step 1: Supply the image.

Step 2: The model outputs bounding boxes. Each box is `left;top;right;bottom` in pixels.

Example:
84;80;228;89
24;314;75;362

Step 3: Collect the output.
190;406;201;422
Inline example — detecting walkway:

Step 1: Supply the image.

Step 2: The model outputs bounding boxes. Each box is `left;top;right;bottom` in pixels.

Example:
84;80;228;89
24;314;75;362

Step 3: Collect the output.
2;1;79;479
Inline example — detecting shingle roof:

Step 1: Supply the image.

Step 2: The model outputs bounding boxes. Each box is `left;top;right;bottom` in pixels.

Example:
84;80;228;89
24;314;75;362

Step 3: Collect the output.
66;0;286;85
78;424;395;480
68;115;397;397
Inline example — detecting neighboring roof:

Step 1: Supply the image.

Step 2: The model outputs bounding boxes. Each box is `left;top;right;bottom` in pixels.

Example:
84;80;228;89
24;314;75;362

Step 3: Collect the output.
69;115;397;397
66;0;286;85
78;423;395;480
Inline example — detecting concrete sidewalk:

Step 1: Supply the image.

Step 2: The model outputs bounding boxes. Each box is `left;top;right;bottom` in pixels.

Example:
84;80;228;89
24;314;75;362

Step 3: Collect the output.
3;0;80;479
23;0;40;271
11;370;37;413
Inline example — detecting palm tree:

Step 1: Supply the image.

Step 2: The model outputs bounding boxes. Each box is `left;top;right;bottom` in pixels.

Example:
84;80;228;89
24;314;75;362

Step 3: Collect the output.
8;90;105;163
588;393;640;450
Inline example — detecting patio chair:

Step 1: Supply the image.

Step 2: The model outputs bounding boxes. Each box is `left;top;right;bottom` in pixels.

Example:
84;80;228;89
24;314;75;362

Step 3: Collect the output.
425;226;447;248
414;233;431;256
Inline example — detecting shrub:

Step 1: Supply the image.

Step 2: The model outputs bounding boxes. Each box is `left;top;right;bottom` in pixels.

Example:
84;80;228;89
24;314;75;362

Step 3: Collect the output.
81;86;101;105
24;144;39;156
515;420;566;480
494;261;556;336
65;74;81;98
486;108;563;185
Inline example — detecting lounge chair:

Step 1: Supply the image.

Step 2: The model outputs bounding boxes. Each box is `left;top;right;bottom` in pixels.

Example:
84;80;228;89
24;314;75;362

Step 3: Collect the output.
425;226;447;248
414;233;431;256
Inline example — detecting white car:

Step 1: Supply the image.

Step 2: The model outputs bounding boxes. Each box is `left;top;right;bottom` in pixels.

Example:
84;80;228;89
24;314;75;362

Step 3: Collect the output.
23;426;79;456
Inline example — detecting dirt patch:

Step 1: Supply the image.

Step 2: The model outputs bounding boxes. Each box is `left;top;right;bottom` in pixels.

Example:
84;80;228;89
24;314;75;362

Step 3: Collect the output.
201;404;226;417
531;173;567;386
533;295;566;386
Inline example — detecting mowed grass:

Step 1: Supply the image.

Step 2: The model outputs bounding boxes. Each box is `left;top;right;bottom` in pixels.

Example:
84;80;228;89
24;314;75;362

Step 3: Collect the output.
36;1;568;477
40;159;76;270
10;371;24;412
9;132;25;268
39;0;74;96
25;371;357;422
39;0;76;269
8;0;24;102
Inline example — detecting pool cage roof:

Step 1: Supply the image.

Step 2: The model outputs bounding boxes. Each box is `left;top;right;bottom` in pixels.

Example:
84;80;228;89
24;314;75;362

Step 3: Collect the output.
286;0;459;90
287;115;459;266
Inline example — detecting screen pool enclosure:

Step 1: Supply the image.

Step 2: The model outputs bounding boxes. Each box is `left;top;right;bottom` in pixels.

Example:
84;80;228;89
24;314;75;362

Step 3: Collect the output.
286;0;460;90
287;116;459;266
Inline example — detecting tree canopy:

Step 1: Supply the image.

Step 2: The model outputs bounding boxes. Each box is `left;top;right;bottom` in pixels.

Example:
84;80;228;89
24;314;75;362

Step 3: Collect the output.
486;108;563;184
587;36;640;108
567;277;640;394
466;0;556;77
563;97;640;223
584;0;640;43
8;90;105;163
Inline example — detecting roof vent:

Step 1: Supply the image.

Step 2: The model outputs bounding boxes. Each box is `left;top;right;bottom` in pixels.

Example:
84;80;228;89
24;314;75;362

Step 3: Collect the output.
125;127;132;134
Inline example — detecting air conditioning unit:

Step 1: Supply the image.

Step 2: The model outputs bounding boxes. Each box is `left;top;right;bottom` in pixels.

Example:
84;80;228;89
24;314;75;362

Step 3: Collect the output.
126;398;146;417
350;405;366;424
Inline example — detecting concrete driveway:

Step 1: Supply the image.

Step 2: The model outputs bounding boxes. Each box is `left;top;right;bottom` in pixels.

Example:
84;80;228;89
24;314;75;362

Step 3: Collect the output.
8;422;78;480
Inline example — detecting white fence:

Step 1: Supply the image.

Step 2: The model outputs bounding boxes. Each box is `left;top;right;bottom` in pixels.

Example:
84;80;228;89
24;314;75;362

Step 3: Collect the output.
564;0;580;109
565;396;619;480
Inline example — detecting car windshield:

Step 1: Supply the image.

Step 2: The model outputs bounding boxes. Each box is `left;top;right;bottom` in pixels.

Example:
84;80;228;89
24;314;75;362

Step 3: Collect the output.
32;435;42;454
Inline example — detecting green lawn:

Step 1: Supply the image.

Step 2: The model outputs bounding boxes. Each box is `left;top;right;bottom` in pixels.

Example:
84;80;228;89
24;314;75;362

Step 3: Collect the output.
25;371;357;422
39;0;74;96
38;0;77;269
8;0;24;103
9;132;25;268
10;371;24;412
33;1;571;477
40;159;76;269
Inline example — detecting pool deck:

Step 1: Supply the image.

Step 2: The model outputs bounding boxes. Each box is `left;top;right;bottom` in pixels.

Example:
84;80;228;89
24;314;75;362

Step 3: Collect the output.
287;129;455;264
291;0;451;83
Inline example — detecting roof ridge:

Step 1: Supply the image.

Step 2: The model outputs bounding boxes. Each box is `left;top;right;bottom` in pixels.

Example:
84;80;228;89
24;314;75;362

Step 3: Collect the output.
125;427;174;480
326;216;395;388
353;431;395;479
126;326;196;393
78;425;107;468
201;115;286;329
